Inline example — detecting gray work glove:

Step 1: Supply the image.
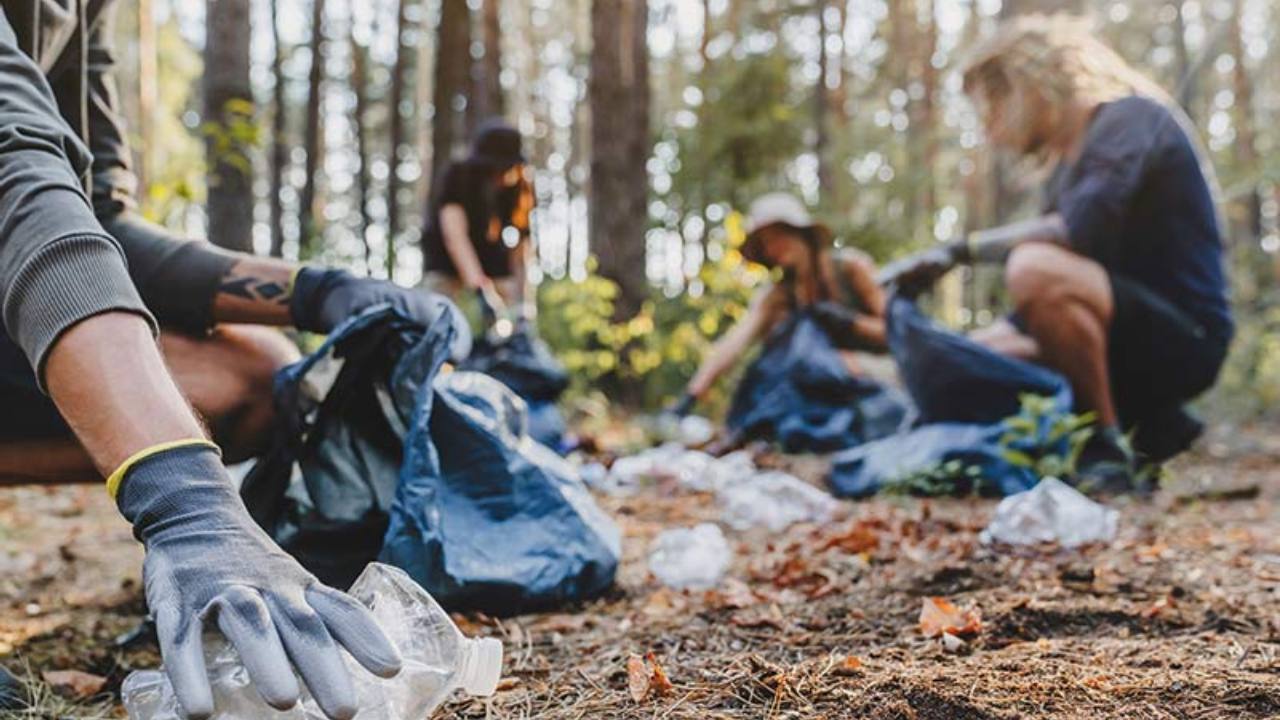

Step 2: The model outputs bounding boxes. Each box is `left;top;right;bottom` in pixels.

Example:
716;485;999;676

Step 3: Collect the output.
114;442;402;719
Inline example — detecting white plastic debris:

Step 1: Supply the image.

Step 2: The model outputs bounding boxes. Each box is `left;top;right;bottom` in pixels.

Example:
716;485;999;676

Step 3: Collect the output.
122;564;503;720
653;413;716;447
648;523;733;590
718;471;840;533
980;477;1119;548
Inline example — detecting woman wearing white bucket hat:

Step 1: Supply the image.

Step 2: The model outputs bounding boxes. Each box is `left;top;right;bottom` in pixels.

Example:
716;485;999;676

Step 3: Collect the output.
672;192;887;415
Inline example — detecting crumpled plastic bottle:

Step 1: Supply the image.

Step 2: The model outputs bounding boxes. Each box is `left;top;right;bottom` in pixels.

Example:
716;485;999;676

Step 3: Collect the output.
718;471;840;532
121;563;503;720
648;523;733;590
980;477;1119;548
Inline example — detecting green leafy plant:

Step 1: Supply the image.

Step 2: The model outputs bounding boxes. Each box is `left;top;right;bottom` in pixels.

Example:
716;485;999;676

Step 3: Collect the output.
998;393;1096;480
881;459;985;497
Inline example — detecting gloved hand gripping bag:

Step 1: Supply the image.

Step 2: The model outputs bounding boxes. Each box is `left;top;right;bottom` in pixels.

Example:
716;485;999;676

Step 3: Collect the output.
829;296;1075;498
726;311;909;453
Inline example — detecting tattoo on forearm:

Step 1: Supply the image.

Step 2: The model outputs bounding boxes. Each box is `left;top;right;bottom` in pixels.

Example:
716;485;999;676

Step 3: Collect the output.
219;273;291;305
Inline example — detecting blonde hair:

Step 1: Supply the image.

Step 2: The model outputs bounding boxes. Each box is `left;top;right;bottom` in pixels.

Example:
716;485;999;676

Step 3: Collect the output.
960;14;1169;156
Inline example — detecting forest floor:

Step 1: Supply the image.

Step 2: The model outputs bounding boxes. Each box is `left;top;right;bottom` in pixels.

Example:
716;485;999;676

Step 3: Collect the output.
2;424;1279;719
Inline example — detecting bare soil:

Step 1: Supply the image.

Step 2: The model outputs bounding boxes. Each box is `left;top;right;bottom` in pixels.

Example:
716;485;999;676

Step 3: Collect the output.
2;425;1278;719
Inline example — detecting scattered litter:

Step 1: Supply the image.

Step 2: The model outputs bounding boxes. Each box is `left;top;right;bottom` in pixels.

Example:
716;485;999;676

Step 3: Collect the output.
625;652;673;704
654;412;716;447
648;524;733;590
980;477;1119;548
918;597;982;638
941;632;967;653
597;444;752;495
122;563;503;720
719;471;839;532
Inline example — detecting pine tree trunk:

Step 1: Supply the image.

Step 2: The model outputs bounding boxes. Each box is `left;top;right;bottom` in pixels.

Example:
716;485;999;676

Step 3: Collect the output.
430;0;471;190
1228;0;1261;244
814;0;831;203
589;0;649;321
204;0;254;253
473;0;504;121
350;6;374;274
299;0;327;258
268;0;288;258
388;0;414;277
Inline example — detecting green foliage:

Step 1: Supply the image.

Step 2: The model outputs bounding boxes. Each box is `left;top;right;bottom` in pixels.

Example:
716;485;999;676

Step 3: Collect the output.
202;97;264;179
880;459;985;498
998;393;1096;480
538;250;765;411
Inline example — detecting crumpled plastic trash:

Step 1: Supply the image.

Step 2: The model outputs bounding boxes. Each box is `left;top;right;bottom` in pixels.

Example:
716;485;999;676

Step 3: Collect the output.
719;471;840;532
121;563;503;720
653;413;716;447
602;444;756;495
980;477;1119;548
648;524;733;590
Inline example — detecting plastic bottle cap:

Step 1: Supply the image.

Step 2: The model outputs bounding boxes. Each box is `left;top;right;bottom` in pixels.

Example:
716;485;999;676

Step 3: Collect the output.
461;638;503;697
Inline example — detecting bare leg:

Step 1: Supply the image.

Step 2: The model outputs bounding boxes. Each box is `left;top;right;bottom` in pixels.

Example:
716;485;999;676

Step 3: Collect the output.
970;319;1042;361
0;325;299;485
1004;242;1117;427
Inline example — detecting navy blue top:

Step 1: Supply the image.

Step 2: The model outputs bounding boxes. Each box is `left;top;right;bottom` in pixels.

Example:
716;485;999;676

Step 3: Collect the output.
1043;95;1233;345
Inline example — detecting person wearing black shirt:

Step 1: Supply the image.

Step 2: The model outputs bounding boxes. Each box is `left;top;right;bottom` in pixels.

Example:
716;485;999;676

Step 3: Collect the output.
422;119;534;315
891;16;1233;491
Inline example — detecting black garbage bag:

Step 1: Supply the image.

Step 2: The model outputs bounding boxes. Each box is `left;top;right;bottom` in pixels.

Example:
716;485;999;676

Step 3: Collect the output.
459;323;570;449
240;305;620;612
830;296;1073;498
726;311;909;453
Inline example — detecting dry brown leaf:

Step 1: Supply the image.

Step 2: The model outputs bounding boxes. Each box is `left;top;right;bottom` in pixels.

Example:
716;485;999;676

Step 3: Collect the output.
833;655;864;676
42;669;106;699
919;597;982;638
626;654;651;703
646;652;674;697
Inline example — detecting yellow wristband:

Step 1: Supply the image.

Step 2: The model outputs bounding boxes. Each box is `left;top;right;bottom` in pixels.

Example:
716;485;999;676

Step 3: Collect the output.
105;439;221;500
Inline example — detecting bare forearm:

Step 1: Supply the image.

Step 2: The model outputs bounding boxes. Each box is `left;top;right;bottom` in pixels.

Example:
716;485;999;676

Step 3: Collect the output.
44;313;207;476
966;214;1069;264
211;255;296;325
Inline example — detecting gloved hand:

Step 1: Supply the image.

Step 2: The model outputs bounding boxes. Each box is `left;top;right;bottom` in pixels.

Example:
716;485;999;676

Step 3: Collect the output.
809;301;871;351
291;267;471;359
111;442;402;719
666;392;696;418
878;239;969;297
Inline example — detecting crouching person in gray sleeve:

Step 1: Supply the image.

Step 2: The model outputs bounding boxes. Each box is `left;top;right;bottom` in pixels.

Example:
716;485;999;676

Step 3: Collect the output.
0;2;472;717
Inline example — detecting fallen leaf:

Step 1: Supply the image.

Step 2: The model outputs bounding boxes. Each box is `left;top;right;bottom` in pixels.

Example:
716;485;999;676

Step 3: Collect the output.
919;597;982;638
42;670;105;699
1141;595;1175;619
833;655;863;676
627;654;651;703
646;652;674;697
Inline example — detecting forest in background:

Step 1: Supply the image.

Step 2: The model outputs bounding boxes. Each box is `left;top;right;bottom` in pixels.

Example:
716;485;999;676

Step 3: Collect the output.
112;0;1280;412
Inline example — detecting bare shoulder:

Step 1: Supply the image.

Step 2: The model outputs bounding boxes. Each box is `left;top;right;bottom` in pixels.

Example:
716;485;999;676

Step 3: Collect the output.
833;247;877;275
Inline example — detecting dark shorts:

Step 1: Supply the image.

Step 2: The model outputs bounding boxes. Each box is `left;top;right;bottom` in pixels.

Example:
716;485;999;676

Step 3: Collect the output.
0;333;70;441
1105;273;1228;427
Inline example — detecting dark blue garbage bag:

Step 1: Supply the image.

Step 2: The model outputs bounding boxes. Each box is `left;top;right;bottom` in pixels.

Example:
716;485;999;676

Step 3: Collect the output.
381;371;620;614
239;305;620;613
726;311;909;453
460;323;570;449
829;296;1074;498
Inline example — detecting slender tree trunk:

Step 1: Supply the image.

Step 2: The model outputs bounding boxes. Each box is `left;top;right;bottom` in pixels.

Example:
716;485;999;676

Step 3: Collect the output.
1171;1;1196;121
699;0;712;68
472;0;504;121
350;5;374;274
1228;0;1261;244
430;0;471;190
269;0;288;258
299;0;327;258
387;0;415;277
918;0;939;227
589;0;650;320
204;0;254;252
814;0;831;202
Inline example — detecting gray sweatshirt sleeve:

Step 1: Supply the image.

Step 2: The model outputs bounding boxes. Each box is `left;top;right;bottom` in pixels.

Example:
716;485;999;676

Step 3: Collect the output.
0;7;154;382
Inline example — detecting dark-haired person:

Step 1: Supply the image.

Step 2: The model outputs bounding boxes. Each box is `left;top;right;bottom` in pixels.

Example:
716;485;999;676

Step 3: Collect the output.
674;192;888;415
422;118;535;319
893;16;1233;490
0;2;480;717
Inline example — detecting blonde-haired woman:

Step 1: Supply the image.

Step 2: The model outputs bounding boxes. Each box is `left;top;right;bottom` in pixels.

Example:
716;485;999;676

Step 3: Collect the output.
896;15;1232;490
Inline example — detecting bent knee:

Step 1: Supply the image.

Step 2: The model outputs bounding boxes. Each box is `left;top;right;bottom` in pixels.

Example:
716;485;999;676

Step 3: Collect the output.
1005;243;1088;309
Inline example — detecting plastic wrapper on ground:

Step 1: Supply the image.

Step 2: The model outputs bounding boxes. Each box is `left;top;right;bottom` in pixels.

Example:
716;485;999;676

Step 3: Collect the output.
648;523;733;590
121;563;503;720
719;470;840;532
980;477;1119;548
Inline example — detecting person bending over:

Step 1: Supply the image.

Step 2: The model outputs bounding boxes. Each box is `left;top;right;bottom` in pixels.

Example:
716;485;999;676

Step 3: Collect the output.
422;118;535;320
0;2;467;717
893;16;1233;489
676;193;887;414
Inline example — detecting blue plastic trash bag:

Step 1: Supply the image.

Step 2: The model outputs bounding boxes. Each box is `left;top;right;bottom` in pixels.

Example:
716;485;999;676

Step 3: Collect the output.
460;322;570;449
829;296;1075;498
382;371;620;614
239;304;620;612
726;311;909;453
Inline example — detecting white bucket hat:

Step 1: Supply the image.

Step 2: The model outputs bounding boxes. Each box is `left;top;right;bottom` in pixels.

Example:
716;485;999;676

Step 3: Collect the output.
742;193;830;265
